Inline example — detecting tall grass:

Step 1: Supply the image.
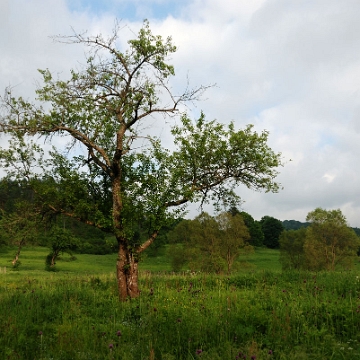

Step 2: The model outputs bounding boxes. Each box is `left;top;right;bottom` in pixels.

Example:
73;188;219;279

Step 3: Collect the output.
1;247;360;359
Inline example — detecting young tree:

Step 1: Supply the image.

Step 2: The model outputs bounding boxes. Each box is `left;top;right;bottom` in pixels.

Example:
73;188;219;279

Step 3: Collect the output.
0;200;39;266
45;226;79;268
304;208;360;271
0;21;282;300
279;228;307;270
216;212;251;273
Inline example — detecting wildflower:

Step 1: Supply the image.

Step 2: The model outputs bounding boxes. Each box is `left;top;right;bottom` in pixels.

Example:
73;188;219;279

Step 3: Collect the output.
116;330;122;337
176;318;182;323
196;349;203;355
38;331;43;336
109;343;114;349
251;356;256;360
268;350;273;355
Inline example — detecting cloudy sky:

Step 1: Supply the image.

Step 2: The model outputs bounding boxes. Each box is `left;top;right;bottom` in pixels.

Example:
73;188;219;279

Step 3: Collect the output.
2;0;360;226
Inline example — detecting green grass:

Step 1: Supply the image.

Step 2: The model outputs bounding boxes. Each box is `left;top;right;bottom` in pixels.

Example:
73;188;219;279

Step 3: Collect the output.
1;246;360;359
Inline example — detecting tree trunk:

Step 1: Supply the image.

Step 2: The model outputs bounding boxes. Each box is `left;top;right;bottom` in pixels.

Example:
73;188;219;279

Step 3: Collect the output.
51;253;57;267
12;249;20;266
116;241;140;301
12;241;24;266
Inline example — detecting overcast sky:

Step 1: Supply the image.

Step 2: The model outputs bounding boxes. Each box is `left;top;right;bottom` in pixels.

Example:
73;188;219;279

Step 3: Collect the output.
2;0;360;226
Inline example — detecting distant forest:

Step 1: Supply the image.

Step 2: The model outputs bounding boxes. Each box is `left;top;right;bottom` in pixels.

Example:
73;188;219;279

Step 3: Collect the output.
0;178;359;257
282;219;360;236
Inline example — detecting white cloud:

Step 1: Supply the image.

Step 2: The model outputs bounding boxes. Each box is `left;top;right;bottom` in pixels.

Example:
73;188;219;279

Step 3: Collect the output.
2;0;360;227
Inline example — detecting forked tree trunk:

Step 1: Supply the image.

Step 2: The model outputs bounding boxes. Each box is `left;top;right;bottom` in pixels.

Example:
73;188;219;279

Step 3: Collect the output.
116;241;140;301
12;240;24;266
12;250;20;266
116;232;158;301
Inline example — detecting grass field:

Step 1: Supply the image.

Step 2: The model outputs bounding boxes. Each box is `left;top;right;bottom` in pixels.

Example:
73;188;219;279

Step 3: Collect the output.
1;246;360;359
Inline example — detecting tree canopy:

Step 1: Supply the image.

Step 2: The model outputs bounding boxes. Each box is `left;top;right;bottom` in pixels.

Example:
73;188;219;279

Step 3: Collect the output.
260;216;284;249
0;21;282;300
168;212;252;273
304;208;359;271
280;208;360;271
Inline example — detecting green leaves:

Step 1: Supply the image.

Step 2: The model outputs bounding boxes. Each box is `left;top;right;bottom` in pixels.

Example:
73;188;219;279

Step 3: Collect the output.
169;113;282;209
280;208;360;271
168;212;252;273
0;20;283;296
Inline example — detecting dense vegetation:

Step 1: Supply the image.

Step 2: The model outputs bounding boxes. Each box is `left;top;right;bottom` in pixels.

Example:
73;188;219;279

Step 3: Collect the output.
280;208;360;271
0;21;283;300
1;247;360;359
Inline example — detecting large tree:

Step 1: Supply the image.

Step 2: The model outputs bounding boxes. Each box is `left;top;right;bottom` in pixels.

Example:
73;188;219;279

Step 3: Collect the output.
0;21;282;300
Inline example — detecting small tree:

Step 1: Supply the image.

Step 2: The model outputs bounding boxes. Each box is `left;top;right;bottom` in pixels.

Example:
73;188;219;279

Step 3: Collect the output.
46;226;79;268
0;21;282;300
0;200;39;267
279;228;306;270
216;212;251;273
304;208;359;271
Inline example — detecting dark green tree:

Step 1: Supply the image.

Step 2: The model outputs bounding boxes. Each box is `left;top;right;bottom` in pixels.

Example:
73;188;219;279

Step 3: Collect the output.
45;226;79;268
260;216;284;249
0;21;282;300
240;211;264;247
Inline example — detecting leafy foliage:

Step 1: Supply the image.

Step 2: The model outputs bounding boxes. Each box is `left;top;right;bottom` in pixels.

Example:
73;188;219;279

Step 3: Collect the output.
0;21;282;299
0;200;40;266
240;211;264;247
280;208;360;271
260;216;284;249
168;212;252;273
304;208;360;271
45;226;79;268
279;228;307;270
282;219;310;231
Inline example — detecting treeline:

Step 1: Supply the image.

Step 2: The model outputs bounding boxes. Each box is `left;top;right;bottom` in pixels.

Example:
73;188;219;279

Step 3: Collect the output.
1;178;359;273
0;179;116;268
0;178;178;267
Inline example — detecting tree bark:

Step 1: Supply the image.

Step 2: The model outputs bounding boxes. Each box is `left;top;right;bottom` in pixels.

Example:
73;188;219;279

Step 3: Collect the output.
116;241;140;301
12;250;20;266
12;240;24;266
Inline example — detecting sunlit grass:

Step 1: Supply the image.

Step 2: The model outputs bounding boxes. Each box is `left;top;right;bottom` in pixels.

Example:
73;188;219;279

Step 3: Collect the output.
1;246;360;359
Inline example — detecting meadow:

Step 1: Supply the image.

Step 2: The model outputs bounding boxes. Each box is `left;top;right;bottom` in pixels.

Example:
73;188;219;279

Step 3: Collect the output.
1;246;360;359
